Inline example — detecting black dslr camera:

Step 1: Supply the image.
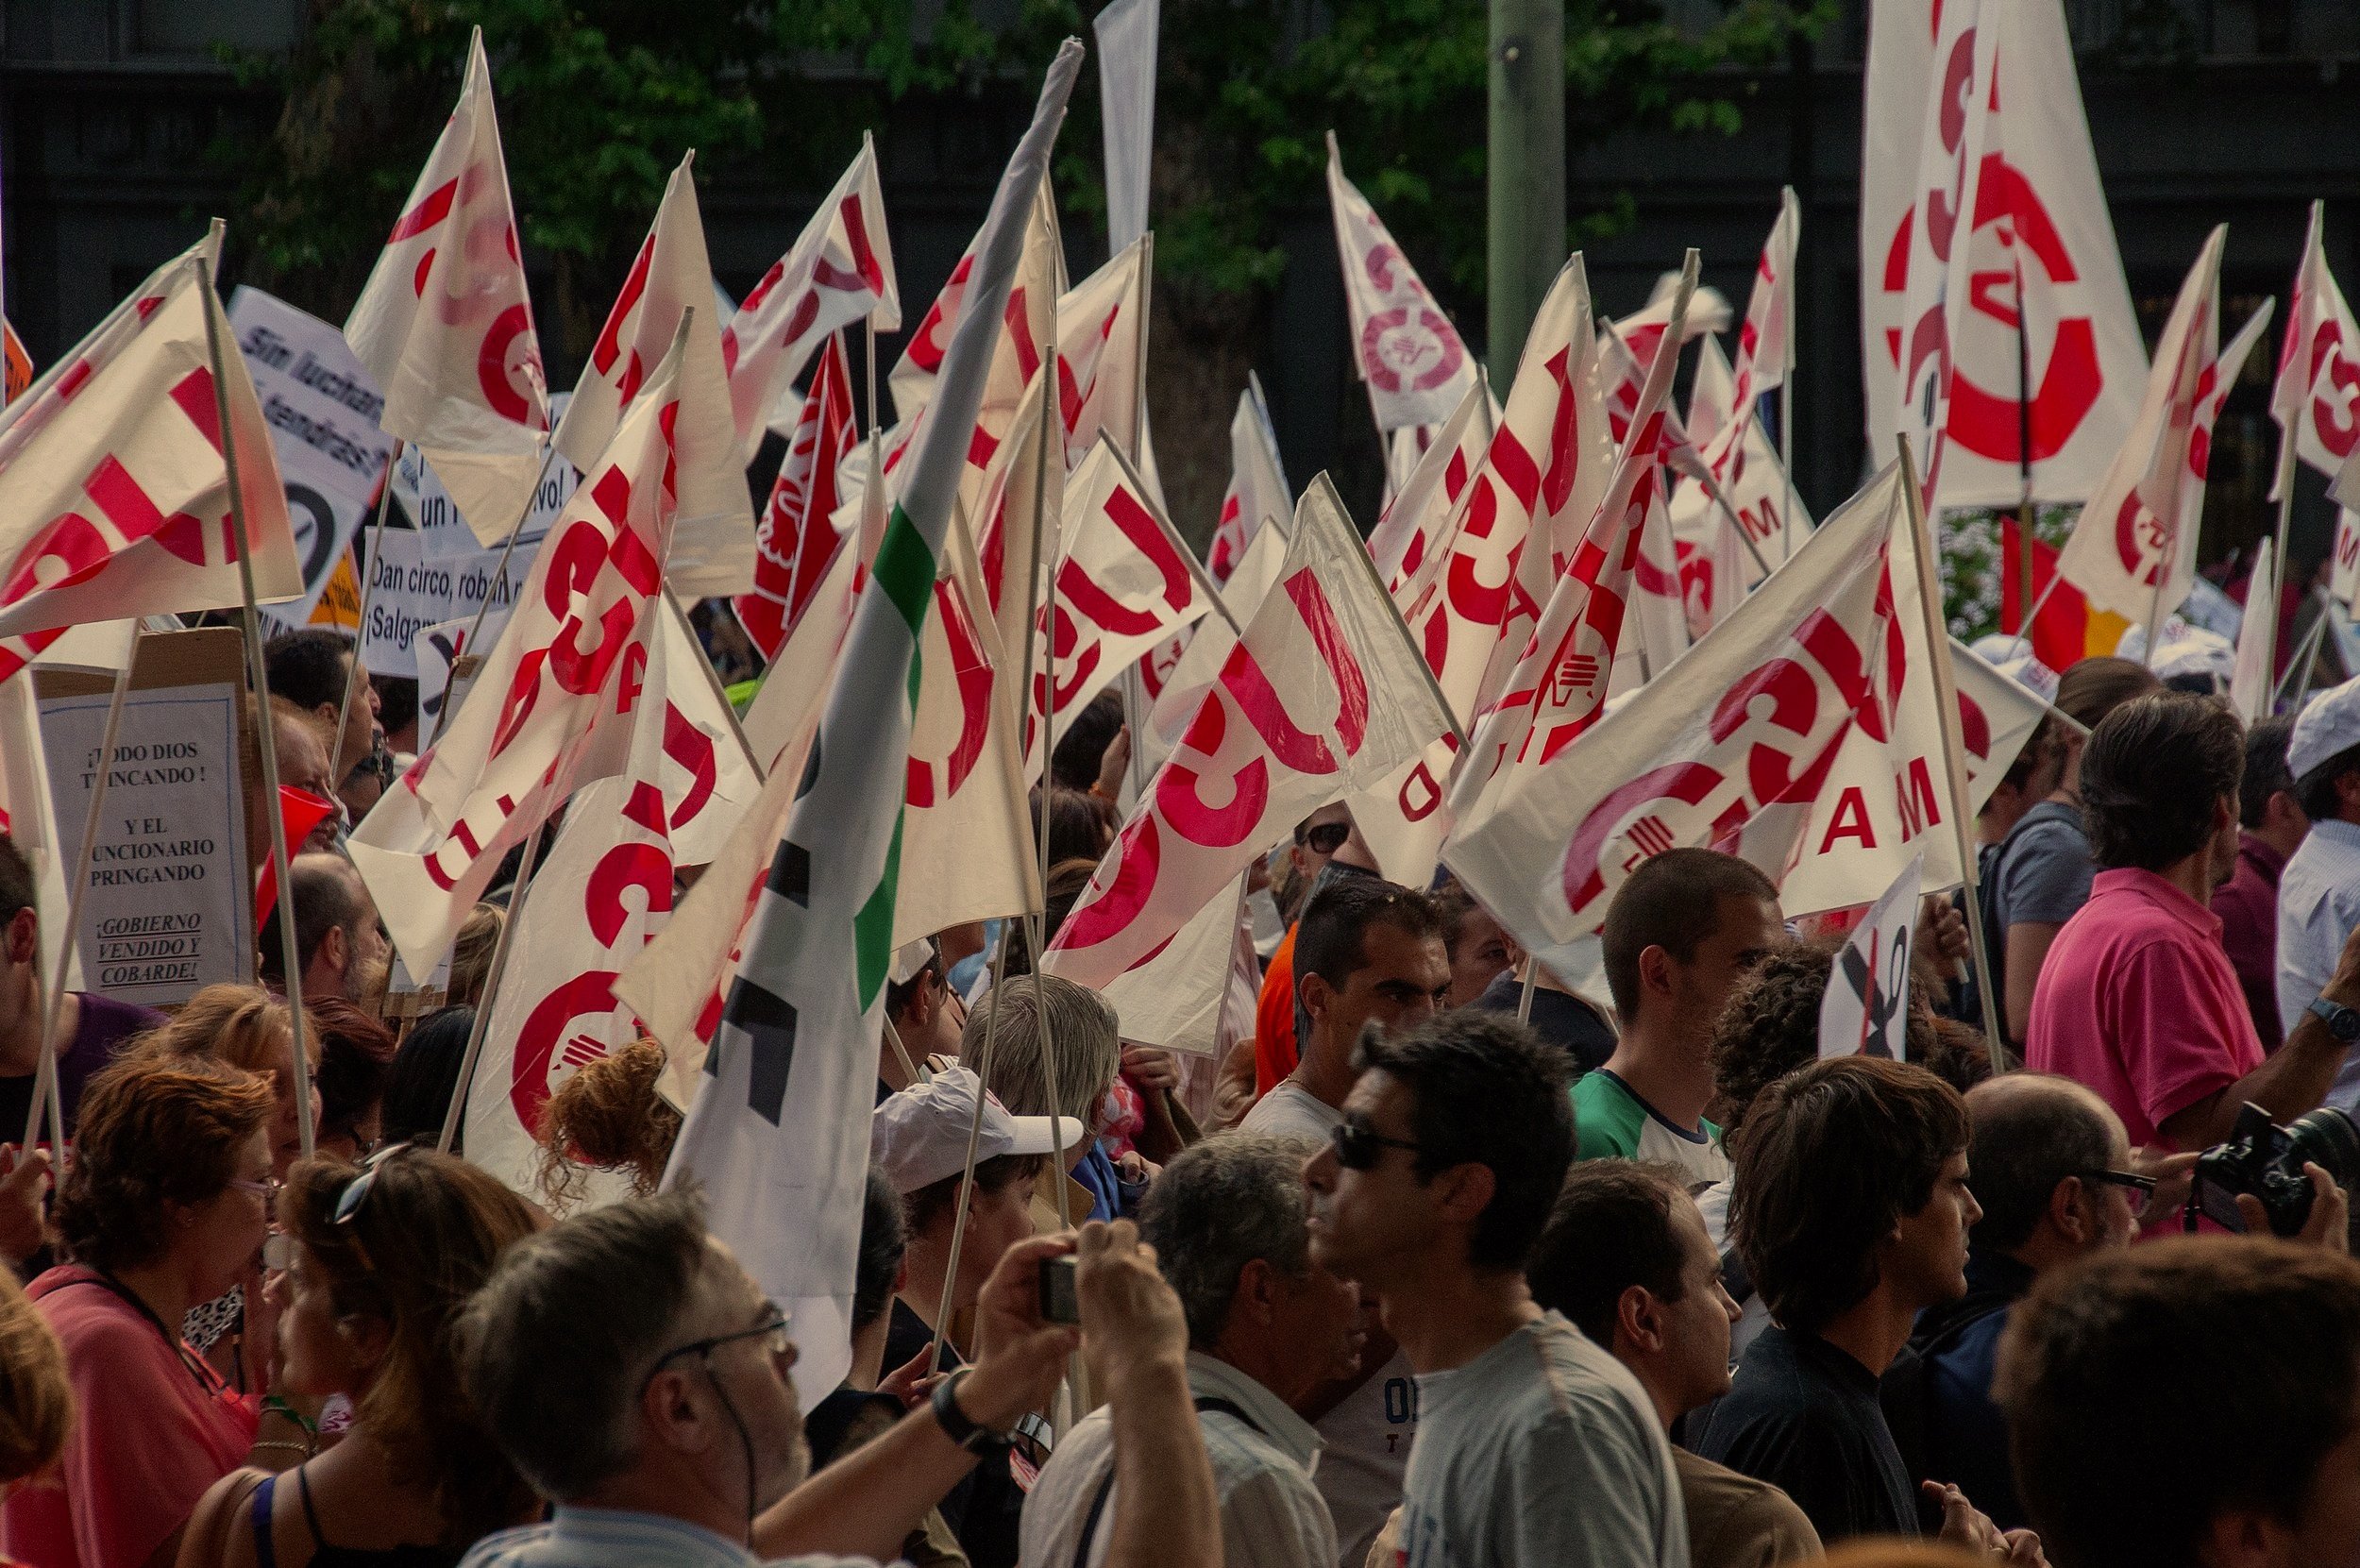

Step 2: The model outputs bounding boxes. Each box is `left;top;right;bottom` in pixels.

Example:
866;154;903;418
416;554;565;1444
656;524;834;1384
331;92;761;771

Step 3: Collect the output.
2188;1102;2360;1237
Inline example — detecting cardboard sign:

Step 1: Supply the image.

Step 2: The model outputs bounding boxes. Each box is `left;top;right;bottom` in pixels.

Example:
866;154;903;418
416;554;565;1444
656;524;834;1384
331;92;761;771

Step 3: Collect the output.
35;630;255;1005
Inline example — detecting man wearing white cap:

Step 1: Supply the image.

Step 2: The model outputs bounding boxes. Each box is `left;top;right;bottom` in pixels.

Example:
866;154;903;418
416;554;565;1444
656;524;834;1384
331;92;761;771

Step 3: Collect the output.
2278;675;2360;1107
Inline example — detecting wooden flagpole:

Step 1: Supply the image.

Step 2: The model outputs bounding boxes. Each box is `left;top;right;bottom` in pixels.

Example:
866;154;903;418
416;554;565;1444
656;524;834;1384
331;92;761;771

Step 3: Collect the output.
197;256;315;1154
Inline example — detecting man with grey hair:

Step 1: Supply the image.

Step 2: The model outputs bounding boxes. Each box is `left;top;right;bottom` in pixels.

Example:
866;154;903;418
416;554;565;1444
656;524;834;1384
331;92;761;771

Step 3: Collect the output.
1021;1135;1359;1568
455;1190;1224;1568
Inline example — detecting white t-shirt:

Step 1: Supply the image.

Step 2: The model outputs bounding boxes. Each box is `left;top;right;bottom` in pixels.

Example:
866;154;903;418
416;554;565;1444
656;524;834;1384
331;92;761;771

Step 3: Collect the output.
1239;1079;1342;1145
1313;1347;1420;1568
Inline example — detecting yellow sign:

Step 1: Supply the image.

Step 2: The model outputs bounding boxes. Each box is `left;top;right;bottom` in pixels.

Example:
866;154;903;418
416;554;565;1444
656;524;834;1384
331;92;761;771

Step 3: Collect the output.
310;549;362;630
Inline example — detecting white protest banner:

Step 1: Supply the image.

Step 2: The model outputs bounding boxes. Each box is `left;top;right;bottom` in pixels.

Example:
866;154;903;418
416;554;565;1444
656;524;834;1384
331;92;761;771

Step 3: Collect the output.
33;630;251;1006
413;616;476;750
1817;850;1922;1062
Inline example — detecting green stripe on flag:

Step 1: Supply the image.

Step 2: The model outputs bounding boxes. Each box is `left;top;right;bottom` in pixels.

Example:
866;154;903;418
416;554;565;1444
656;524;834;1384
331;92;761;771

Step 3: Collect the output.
873;504;936;637
854;808;906;1011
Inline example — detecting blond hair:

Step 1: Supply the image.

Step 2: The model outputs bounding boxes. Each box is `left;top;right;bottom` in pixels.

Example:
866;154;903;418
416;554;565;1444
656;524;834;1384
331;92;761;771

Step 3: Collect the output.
0;1265;71;1483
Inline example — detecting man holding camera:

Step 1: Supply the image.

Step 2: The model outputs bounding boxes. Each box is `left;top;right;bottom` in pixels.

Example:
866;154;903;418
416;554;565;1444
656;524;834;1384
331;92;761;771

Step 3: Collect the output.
2027;693;2360;1153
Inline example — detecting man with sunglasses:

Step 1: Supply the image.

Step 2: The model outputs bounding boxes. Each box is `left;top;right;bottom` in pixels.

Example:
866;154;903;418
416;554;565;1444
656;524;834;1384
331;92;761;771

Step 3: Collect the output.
1303;1012;1688;1568
1899;1073;2171;1532
457;1191;1222;1568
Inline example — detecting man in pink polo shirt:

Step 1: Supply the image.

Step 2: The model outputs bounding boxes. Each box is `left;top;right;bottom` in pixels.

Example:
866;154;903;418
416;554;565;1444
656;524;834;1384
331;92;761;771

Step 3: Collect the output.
2027;692;2360;1154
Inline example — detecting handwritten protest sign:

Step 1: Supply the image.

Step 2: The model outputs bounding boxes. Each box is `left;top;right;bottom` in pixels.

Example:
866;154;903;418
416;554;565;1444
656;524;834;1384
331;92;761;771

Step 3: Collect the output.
34;631;254;1006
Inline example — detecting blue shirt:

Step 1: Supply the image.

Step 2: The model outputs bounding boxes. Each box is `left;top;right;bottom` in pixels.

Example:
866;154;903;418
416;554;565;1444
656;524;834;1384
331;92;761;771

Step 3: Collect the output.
2277;818;2360;1105
459;1506;877;1568
1909;1251;2033;1532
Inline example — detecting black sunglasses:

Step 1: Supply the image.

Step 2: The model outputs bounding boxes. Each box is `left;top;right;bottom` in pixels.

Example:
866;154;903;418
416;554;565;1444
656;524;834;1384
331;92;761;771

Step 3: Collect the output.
1298;821;1349;855
2078;1168;2157;1196
1331;1115;1424;1171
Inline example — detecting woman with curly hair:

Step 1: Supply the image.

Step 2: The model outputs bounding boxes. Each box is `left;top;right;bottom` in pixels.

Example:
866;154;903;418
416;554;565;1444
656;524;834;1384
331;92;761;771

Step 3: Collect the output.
531;1036;682;1214
177;1147;543;1567
2;1054;283;1568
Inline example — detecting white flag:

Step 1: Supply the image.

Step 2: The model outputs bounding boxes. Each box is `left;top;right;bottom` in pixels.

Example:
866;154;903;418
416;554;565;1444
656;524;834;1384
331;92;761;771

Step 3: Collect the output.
0;256;302;685
2271;201;2360;487
1325;132;1478;431
349;328;685;973
1056;239;1149;466
1205;378;1292;585
1862;0;2146;508
557;153;754;598
726;135;899;462
1817;851;1923;1062
1096;0;1158;252
1044;475;1451;990
661;42;1079;1408
2231;538;2279;724
344;28;549;542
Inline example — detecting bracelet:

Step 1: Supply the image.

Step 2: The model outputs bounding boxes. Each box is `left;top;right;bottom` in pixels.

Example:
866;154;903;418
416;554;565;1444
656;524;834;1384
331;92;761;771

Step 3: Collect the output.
252;1439;313;1459
260;1396;316;1435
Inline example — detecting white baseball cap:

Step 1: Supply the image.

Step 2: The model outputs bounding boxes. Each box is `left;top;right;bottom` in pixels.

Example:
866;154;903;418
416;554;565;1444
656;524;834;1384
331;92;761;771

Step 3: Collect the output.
2291;674;2360;782
870;1066;1087;1194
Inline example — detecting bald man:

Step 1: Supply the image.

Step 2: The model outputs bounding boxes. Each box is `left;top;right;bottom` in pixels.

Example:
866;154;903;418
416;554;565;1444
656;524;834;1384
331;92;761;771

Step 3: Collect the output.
1900;1074;2155;1530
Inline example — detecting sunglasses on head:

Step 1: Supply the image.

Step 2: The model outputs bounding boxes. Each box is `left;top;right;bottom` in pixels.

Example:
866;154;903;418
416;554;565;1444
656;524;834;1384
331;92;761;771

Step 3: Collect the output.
1298;821;1349;855
1329;1115;1424;1172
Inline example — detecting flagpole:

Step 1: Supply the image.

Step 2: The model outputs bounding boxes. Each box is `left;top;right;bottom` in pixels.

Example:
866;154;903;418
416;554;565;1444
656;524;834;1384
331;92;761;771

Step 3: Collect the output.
2140;514;2174;670
1131;231;1154;469
197;257;315;1155
1028;298;1079;1245
2014;254;2035;638
2267;418;2300;658
435;819;549;1153
932;930;1013;1371
331;436;402;772
1778;376;1796;565
1898;432;2009;1072
2275;601;2331;712
21;633;140;1152
864;323;879;441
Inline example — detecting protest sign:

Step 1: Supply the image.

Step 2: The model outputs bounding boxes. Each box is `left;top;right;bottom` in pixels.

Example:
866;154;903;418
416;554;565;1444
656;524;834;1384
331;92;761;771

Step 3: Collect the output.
33;630;253;1007
1818;851;1922;1062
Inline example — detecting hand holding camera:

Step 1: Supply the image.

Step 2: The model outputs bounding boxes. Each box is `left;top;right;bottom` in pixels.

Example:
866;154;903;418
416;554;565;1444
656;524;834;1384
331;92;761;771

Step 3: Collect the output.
2189;1102;2358;1243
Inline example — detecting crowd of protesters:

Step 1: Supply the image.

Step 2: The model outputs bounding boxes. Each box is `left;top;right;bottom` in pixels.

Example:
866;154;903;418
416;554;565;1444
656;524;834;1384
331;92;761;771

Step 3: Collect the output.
5;637;2360;1568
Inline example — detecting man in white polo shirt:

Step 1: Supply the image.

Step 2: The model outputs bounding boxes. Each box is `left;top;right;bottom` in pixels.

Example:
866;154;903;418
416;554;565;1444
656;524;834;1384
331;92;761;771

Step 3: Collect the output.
2278;676;2360;1107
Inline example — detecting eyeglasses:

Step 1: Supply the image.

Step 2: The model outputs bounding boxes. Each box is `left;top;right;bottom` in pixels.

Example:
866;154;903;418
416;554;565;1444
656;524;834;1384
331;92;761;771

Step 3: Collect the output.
1330;1115;1424;1171
1298;821;1349;855
328;1141;413;1273
2078;1168;2158;1197
644;1307;794;1389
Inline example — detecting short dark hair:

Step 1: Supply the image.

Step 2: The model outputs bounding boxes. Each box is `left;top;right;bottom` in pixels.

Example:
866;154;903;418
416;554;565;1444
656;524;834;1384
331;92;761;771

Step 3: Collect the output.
1728;1056;1969;1335
2053;655;2163;732
1526;1160;1692;1346
2239;717;2297;831
2080;693;2244;870
379;1005;475;1152
2297;740;2360;824
1140;1135;1316;1347
309;996;398;1149
903;1154;1043;1234
1033;786;1118;868
1352;1011;1574;1273
1295;877;1441;1000
1601;849;1777;1020
0;833;32;924
454;1189;712;1501
1049;687;1125;792
259;855;367;983
263;629;353;713
1708;937;1937;1139
853;1167;908;1333
372;673;418;740
1964;1075;2116;1255
1997;1239;2360;1568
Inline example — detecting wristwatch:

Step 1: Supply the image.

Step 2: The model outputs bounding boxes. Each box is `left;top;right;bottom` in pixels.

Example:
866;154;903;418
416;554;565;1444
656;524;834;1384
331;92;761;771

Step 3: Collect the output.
2309;996;2360;1043
930;1366;1011;1454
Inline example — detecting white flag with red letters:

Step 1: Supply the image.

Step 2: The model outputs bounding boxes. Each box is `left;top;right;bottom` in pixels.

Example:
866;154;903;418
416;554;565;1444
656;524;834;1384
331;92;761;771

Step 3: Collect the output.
2271;201;2360;488
1205;379;1291;586
1862;0;2146;508
1042;475;1450;990
2058;229;2269;624
343;28;549;543
1325;132;1477;432
1445;463;1913;972
1027;435;1215;777
0;253;302;685
1055;238;1147;466
728;133;898;462
737;335;858;661
349;329;684;974
557;152;754;597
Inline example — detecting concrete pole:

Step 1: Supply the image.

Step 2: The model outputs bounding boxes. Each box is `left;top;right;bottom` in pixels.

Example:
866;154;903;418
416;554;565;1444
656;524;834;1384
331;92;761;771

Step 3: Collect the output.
1488;0;1564;380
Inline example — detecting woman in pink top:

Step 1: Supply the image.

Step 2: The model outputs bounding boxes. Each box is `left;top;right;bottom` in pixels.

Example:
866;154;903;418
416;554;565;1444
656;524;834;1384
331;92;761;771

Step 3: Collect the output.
1;1054;290;1568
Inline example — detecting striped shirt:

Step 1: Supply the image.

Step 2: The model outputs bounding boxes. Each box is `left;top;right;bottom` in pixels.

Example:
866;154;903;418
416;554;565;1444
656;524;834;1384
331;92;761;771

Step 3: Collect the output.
458;1506;880;1568
1020;1351;1337;1568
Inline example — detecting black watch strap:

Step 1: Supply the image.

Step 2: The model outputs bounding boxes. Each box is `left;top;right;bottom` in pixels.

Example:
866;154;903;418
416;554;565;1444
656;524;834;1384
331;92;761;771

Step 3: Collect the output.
2311;995;2360;1042
931;1366;1009;1453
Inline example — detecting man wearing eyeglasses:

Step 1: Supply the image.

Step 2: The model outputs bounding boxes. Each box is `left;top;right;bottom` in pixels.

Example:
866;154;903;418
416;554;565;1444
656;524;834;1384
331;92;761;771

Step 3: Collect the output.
1899;1073;2183;1533
1302;1012;1688;1568
455;1191;1223;1568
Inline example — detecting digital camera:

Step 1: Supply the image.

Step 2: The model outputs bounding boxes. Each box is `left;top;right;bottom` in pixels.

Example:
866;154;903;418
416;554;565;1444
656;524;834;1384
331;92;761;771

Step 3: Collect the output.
2188;1102;2360;1237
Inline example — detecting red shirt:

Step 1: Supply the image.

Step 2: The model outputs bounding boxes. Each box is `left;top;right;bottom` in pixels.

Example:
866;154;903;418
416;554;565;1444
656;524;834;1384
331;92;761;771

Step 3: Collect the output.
2027;868;2265;1150
2211;832;2289;1050
2;1266;256;1568
1253;925;1299;1096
